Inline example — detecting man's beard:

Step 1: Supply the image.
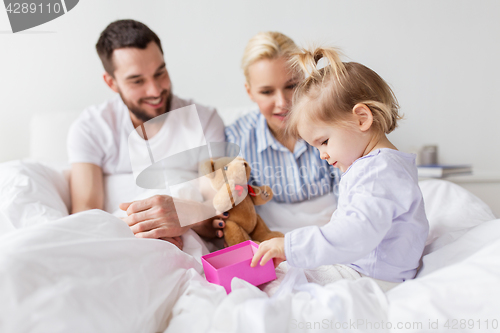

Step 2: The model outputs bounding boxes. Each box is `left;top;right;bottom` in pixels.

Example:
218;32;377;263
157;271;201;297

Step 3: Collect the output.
119;88;173;123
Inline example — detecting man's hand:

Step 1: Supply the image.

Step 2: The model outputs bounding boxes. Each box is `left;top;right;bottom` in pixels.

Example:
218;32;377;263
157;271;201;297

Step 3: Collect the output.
120;195;228;240
120;195;188;239
160;236;183;250
251;237;286;268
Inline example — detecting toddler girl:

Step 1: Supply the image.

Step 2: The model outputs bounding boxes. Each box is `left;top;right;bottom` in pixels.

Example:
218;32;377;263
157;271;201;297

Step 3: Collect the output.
251;47;429;286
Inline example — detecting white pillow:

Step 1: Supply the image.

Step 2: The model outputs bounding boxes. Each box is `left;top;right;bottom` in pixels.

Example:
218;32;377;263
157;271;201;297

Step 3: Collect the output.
0;160;70;232
419;179;495;255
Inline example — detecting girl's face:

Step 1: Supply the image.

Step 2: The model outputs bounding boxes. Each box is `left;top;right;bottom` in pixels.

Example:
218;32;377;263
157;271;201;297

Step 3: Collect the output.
298;116;371;173
245;57;299;135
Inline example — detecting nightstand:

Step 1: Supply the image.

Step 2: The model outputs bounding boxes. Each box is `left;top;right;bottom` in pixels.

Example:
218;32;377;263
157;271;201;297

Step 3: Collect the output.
420;172;500;218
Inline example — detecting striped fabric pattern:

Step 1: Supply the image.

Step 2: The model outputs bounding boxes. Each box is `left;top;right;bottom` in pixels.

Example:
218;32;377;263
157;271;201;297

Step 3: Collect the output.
225;110;340;203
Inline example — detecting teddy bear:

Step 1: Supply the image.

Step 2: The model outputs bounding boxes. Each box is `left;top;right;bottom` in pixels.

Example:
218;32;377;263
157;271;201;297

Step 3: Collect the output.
199;156;284;247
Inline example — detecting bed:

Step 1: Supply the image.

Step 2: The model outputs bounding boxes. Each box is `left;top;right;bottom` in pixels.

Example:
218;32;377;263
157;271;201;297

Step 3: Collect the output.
1;112;499;333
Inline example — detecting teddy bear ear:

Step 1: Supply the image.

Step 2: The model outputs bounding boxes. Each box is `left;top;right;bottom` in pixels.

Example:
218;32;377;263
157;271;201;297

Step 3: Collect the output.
233;156;249;169
199;158;216;178
242;159;251;173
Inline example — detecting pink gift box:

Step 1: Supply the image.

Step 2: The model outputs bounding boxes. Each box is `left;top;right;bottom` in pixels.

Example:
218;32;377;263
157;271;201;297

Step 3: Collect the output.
201;240;277;293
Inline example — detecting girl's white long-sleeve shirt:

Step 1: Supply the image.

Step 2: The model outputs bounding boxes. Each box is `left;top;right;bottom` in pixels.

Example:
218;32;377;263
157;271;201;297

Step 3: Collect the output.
284;148;429;282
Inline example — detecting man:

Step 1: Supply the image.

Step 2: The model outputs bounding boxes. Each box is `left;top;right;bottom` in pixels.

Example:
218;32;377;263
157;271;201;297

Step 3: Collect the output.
67;20;226;249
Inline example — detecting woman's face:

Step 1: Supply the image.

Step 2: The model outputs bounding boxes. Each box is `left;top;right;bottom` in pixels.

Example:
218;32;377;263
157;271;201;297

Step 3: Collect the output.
245;57;299;135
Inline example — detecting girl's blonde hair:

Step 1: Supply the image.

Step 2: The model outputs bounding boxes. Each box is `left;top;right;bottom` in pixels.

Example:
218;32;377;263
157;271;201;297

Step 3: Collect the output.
241;31;299;83
287;46;402;137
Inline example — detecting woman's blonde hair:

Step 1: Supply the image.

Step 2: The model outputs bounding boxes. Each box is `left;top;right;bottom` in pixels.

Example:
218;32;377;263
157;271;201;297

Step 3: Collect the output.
241;31;299;83
287;46;402;137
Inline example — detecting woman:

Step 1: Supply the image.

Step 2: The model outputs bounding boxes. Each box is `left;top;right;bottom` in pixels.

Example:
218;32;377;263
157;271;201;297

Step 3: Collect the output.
225;32;340;232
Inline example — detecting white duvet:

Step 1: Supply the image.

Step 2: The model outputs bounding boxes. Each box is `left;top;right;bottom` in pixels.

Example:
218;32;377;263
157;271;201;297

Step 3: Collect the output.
1;160;499;333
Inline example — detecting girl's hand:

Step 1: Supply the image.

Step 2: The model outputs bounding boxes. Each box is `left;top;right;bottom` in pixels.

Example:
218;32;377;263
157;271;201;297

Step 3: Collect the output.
251;237;286;268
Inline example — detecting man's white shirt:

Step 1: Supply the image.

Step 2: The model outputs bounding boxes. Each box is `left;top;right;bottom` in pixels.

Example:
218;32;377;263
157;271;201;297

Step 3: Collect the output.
67;94;225;177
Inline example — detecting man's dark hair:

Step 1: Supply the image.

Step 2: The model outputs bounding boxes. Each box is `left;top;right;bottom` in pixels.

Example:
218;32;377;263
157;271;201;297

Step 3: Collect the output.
96;19;163;76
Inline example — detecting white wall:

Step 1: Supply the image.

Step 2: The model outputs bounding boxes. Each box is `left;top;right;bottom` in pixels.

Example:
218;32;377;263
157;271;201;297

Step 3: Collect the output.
1;0;499;173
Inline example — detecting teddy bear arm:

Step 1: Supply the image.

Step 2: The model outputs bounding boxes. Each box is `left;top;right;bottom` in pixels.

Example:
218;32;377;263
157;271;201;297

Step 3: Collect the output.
249;214;284;243
249;185;273;206
224;220;252;247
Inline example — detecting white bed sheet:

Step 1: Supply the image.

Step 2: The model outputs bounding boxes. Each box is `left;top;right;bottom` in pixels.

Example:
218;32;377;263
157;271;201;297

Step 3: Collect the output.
1;161;499;333
0;210;209;333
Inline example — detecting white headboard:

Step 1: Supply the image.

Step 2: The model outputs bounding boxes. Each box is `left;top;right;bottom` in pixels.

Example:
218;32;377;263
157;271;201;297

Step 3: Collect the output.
29;111;80;166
